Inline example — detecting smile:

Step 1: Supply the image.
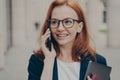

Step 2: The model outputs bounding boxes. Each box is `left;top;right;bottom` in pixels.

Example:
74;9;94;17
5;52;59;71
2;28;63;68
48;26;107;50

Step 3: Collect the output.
56;34;69;39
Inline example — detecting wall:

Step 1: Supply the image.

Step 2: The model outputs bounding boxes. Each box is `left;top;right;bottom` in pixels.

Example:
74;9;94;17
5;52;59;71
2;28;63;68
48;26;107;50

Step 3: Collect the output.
0;0;7;69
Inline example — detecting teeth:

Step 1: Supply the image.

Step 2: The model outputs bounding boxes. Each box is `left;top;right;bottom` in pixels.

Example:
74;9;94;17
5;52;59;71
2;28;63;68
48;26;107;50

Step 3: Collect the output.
57;34;68;37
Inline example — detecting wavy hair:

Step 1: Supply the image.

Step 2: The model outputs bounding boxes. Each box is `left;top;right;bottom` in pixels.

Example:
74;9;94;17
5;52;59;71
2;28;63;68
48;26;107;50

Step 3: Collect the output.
34;0;96;61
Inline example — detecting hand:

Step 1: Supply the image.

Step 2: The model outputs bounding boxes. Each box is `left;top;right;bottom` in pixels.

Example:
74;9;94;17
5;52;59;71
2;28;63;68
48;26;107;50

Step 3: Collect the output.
87;76;92;80
87;74;100;80
40;28;56;59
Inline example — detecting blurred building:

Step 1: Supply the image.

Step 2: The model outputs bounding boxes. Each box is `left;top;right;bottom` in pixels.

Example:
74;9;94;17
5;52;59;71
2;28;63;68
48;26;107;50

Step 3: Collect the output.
0;0;120;69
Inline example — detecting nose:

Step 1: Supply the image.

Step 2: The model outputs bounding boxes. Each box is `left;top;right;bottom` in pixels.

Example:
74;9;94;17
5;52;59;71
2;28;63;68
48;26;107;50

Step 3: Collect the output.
57;21;65;31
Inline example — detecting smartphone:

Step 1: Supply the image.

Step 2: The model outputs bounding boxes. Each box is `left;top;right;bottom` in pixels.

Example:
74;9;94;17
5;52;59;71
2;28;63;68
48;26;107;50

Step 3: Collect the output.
47;33;52;51
47;21;52;51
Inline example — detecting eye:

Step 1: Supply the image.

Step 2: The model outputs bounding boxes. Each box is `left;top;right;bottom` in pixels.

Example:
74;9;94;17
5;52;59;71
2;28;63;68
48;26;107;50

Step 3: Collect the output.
64;19;73;25
51;20;59;26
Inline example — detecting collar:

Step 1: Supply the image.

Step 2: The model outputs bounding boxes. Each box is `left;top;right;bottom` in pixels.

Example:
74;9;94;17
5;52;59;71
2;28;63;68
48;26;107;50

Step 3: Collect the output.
52;54;93;80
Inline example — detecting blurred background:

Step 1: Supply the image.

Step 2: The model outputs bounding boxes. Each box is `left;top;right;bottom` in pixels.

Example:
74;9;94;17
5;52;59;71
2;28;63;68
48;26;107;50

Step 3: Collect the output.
0;0;120;80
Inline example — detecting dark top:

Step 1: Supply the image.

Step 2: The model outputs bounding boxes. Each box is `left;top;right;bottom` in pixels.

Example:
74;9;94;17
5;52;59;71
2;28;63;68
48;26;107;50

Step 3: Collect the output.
28;53;108;80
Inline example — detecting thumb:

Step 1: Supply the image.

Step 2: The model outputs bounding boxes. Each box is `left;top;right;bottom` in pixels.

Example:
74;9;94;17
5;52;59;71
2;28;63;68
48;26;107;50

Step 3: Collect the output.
87;76;92;80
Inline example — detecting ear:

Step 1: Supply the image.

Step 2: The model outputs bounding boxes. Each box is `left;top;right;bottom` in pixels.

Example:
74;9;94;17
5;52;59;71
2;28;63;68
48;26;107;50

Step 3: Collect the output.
77;22;83;33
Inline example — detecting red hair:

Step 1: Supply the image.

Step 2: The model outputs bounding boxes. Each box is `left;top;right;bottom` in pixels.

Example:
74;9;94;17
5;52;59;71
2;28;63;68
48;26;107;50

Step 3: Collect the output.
34;0;96;61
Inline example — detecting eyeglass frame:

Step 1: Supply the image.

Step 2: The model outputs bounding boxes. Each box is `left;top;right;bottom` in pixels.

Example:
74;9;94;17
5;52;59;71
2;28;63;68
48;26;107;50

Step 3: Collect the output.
47;18;81;29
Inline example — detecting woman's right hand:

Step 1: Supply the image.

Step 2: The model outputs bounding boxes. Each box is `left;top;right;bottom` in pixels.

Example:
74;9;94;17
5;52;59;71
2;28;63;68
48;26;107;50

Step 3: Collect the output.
40;29;56;80
40;28;56;59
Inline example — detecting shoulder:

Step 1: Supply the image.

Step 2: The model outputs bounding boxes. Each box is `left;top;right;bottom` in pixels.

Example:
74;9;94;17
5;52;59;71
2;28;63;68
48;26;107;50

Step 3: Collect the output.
95;53;107;65
85;53;107;65
28;53;44;80
28;53;44;69
29;54;43;64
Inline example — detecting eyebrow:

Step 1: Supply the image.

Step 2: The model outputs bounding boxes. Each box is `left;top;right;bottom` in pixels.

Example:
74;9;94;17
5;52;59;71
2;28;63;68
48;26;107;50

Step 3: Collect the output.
50;18;79;20
50;18;58;20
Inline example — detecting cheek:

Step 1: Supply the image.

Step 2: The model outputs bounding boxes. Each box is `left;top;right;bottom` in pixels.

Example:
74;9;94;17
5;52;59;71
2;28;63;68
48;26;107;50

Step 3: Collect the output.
70;25;78;33
69;28;77;37
74;24;80;32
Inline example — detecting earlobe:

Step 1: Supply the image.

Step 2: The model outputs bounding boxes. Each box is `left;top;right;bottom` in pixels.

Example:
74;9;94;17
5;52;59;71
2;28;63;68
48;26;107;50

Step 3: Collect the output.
77;22;83;33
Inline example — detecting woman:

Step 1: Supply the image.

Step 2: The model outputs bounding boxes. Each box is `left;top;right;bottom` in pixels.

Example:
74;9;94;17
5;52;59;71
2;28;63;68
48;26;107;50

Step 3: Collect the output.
28;0;108;80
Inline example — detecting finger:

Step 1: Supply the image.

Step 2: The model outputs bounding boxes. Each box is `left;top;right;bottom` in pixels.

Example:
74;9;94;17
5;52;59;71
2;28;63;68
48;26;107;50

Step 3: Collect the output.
92;75;100;80
41;32;50;44
44;28;50;36
45;43;56;58
51;43;56;54
41;29;50;42
87;76;92;80
42;33;50;40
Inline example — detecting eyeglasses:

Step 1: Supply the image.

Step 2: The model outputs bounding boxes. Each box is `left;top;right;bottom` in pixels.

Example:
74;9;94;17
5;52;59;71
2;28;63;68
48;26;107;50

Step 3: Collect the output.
48;18;80;29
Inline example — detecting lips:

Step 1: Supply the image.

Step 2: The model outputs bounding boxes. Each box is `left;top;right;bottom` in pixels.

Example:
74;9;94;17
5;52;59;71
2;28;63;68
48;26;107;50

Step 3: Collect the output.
56;33;69;39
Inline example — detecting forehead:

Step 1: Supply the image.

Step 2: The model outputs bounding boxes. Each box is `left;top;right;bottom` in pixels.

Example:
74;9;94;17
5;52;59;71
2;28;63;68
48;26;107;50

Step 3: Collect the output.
51;5;78;20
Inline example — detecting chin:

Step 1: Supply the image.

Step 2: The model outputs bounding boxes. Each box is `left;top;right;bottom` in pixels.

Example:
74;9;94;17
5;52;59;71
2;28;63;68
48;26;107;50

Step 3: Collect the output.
57;40;67;46
56;39;74;46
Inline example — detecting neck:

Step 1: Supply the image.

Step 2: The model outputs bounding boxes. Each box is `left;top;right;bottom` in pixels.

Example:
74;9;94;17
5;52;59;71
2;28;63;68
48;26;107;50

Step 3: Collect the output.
58;43;74;62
